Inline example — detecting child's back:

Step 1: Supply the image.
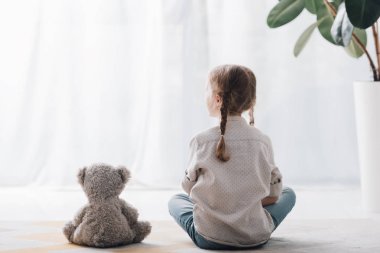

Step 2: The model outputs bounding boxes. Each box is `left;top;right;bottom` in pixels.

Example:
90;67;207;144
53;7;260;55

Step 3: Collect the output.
183;116;281;246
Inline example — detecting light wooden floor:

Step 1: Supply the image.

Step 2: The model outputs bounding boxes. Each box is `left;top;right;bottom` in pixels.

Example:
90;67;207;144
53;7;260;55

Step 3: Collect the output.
1;219;380;252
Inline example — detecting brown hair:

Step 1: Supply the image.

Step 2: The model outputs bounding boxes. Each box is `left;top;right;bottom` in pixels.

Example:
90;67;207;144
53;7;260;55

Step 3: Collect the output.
209;65;256;162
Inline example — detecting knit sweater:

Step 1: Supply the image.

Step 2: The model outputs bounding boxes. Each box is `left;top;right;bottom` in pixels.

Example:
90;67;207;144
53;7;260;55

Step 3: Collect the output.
182;115;283;247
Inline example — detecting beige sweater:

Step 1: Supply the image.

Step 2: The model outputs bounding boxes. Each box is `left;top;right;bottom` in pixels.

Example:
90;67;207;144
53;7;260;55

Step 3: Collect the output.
182;116;283;247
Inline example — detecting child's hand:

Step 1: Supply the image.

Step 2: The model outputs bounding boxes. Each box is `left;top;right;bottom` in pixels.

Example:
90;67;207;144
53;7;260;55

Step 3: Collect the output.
249;107;254;126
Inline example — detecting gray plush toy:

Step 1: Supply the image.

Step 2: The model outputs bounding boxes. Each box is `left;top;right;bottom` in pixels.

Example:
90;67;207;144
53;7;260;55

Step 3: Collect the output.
63;163;151;248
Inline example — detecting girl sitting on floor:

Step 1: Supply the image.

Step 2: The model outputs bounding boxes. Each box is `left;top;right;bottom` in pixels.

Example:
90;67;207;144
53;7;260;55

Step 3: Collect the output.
168;64;296;250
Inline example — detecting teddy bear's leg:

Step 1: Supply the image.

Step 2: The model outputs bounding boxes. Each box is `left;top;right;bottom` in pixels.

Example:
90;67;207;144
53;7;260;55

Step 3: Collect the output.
132;221;152;243
63;221;76;242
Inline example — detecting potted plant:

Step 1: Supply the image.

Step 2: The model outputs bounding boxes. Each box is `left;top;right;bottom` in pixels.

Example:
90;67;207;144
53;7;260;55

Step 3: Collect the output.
267;0;380;212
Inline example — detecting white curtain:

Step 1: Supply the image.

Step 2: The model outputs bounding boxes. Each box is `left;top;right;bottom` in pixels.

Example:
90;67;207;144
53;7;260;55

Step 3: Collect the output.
0;0;370;187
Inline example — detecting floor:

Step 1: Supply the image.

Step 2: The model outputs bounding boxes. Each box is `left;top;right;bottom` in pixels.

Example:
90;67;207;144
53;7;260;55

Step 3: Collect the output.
0;186;379;252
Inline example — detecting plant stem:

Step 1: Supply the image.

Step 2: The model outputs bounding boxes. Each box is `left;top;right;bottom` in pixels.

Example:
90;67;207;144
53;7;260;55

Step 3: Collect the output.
322;0;336;15
352;32;379;81
323;0;379;81
372;22;380;81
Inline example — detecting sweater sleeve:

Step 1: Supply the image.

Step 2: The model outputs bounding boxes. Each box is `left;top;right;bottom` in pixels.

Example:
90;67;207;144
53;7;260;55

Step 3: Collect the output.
266;137;283;198
181;137;200;194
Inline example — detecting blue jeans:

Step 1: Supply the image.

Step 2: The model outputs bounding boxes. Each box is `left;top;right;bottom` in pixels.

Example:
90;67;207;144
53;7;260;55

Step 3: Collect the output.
168;187;296;250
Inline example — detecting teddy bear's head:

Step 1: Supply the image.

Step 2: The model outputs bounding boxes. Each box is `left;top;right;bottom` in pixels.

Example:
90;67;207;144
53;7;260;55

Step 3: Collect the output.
77;163;130;200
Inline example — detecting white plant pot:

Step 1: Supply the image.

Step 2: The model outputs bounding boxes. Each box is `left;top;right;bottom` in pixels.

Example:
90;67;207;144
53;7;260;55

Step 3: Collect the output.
353;81;380;213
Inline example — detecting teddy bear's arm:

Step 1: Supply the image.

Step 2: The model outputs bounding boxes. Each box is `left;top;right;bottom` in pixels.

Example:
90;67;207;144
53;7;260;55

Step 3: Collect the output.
63;205;88;241
120;199;139;225
72;205;88;227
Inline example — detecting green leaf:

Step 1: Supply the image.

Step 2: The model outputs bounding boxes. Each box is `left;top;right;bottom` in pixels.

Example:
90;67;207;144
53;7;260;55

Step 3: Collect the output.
294;22;319;57
305;0;319;14
330;0;343;9
267;0;305;28
345;0;380;29
345;28;367;58
316;1;338;45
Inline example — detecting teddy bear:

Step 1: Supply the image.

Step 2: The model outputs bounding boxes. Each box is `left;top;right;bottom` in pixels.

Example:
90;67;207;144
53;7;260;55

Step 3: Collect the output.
63;163;151;248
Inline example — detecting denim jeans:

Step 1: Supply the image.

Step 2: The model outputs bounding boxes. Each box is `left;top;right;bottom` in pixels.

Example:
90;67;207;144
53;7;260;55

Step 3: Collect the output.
168;187;296;250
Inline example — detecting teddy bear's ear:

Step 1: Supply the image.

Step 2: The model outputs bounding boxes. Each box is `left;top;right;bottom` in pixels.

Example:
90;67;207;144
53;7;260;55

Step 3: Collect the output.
77;167;87;186
117;166;130;183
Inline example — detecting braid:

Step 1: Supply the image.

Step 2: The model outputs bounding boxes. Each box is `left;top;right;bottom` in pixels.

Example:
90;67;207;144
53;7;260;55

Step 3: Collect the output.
250;116;255;126
220;92;230;135
249;105;255;126
216;91;230;162
211;64;256;162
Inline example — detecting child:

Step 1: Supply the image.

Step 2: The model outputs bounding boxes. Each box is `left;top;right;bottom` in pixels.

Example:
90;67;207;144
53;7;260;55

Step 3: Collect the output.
168;64;296;250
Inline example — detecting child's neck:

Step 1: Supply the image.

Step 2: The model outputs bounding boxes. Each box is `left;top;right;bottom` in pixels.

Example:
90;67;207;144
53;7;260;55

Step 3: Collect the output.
217;114;242;121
